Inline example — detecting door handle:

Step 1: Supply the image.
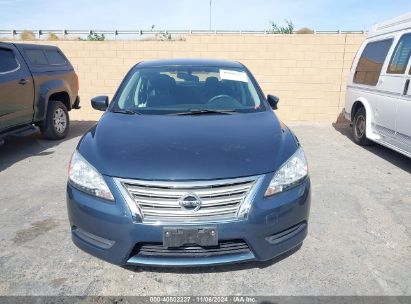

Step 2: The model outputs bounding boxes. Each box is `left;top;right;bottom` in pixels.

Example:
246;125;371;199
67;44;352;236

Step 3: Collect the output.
403;79;410;95
18;78;28;85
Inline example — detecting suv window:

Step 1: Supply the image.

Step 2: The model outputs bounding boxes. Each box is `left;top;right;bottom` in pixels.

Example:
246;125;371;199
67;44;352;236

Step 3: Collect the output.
354;39;393;86
24;49;48;65
387;33;411;74
45;49;67;65
0;48;19;73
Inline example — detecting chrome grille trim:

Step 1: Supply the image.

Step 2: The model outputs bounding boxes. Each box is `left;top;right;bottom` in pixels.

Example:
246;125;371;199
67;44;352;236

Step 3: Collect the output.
114;176;263;223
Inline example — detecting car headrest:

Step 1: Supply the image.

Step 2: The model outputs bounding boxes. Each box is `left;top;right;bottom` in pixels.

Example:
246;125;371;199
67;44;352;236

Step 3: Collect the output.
205;76;220;87
150;74;174;92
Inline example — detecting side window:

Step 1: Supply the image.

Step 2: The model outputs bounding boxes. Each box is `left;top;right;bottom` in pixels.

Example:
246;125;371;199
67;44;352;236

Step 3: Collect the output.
354;39;393;86
0;48;19;73
45;50;67;65
24;49;48;65
387;33;411;74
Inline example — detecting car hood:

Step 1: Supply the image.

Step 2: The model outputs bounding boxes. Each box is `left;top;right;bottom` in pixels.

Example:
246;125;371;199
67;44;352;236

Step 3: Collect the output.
78;111;298;180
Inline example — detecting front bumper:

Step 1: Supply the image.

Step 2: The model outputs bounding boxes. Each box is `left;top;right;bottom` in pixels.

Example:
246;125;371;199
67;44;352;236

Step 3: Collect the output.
66;175;311;266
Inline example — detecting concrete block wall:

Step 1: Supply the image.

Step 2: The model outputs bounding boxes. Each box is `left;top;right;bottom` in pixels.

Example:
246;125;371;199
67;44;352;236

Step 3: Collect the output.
19;34;366;122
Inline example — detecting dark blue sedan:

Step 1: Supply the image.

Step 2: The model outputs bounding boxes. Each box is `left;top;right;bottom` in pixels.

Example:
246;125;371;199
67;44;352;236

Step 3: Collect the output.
66;59;311;267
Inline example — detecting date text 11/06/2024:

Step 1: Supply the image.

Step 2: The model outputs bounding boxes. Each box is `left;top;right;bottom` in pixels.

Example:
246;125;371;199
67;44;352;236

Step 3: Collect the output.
149;296;257;303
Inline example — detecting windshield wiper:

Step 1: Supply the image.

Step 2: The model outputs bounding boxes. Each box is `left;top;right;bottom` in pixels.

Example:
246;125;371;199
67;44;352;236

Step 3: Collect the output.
172;109;237;116
111;109;142;115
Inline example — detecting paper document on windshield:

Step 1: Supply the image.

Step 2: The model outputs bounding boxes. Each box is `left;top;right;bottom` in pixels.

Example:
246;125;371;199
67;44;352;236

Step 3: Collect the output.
220;69;248;82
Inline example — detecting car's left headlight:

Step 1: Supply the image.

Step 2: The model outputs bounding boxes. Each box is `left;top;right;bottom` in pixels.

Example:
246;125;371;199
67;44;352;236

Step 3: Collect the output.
264;147;308;197
68;150;114;201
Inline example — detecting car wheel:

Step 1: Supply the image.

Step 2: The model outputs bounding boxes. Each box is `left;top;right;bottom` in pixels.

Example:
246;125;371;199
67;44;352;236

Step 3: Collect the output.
352;107;371;146
40;100;70;140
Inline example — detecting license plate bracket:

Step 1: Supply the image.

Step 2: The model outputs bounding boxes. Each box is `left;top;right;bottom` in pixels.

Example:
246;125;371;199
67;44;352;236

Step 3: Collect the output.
163;227;218;248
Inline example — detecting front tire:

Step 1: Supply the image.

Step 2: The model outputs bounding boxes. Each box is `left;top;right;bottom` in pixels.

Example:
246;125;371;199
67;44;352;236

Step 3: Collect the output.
40;100;70;140
352;107;371;146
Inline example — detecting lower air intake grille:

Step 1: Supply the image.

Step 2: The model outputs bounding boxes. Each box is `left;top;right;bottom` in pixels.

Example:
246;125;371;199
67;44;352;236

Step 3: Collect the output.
133;240;251;258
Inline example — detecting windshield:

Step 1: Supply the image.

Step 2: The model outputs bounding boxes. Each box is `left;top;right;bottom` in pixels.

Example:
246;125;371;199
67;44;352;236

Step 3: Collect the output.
111;66;265;114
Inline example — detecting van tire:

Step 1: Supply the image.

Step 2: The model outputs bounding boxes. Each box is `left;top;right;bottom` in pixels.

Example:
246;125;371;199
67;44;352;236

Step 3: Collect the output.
40;100;70;140
352;107;371;146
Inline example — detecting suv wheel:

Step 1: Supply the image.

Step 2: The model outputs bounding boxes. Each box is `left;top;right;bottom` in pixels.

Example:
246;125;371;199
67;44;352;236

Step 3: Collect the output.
352;107;371;146
40;100;70;140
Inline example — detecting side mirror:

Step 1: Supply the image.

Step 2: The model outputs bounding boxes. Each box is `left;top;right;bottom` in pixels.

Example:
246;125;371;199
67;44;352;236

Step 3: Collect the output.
91;96;109;111
267;95;279;110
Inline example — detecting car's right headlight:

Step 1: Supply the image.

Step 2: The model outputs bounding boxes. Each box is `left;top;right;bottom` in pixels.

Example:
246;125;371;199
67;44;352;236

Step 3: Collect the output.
264;147;308;197
68;150;114;201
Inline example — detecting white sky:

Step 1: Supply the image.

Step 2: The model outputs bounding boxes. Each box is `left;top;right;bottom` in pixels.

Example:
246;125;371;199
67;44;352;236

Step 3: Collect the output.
0;0;410;31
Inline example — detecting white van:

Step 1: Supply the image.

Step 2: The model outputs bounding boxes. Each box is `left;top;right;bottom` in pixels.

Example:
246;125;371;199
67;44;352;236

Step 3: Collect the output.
344;13;411;158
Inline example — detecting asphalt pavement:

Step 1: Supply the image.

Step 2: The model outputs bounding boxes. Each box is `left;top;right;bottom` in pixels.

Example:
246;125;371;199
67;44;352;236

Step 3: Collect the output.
0;121;410;296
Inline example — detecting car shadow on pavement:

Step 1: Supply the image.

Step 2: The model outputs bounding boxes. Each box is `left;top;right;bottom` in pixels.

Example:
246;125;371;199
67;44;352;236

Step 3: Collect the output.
332;122;411;174
0;120;96;172
123;244;302;274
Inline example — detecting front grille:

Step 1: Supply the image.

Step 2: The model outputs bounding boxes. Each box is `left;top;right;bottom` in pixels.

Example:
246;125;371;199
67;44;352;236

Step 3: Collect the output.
133;240;251;258
116;176;260;223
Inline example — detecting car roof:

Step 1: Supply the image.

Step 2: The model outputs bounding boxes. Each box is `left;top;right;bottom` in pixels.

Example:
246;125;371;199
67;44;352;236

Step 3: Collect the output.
0;42;63;53
18;44;63;53
368;12;411;38
136;58;245;68
1;42;73;72
5;42;60;50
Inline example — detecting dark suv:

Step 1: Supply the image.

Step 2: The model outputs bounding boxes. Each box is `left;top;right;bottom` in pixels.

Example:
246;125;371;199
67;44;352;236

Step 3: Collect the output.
0;42;80;144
